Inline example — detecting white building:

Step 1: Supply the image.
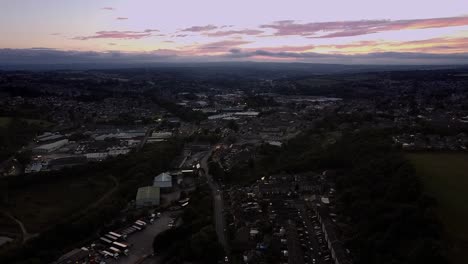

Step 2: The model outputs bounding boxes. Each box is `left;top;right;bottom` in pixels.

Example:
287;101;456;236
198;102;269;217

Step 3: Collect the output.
85;152;108;161
33;139;69;153
108;147;130;157
147;132;173;143
153;172;173;188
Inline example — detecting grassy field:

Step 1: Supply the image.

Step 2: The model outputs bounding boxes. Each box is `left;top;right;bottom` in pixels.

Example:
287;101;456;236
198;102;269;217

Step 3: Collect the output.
4;175;114;233
0;214;20;237
407;152;468;263
0;117;53;128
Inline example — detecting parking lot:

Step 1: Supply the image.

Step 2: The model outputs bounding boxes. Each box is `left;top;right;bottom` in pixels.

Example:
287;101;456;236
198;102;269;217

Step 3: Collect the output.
100;212;174;264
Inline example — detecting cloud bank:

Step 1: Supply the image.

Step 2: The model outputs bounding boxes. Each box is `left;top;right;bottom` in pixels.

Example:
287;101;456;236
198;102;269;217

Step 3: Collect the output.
1;48;468;65
260;16;468;38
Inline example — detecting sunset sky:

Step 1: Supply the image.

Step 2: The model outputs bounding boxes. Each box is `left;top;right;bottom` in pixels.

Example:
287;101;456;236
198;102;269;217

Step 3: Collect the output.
1;0;468;64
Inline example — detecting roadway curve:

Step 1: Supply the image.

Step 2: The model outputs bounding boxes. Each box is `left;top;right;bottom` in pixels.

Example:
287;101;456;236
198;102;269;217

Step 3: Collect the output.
1;211;38;243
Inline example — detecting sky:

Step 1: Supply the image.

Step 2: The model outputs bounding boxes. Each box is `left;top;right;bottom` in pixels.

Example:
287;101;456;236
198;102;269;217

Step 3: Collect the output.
1;0;468;65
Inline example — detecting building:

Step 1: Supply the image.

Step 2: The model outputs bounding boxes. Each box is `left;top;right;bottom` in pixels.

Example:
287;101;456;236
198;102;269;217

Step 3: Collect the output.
153;172;173;188
85;152;108;161
33;139;69;153
135;186;160;208
316;207;352;264
148;131;173;143
150;132;172;139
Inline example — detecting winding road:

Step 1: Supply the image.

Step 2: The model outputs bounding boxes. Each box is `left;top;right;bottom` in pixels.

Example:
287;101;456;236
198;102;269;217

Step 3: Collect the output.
1;211;38;243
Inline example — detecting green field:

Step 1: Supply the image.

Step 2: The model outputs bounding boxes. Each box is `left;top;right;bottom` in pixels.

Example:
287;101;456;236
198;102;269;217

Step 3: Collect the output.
4;175;114;233
407;152;468;263
0;117;53;128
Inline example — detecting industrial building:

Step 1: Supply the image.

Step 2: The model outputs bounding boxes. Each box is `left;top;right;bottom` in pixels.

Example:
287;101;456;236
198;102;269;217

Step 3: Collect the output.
153;172;173;188
33;139;69;153
147;131;173;143
135;186;160;208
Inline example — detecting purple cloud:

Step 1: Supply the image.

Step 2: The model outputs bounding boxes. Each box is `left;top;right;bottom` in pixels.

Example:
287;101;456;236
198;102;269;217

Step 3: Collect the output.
73;29;159;40
195;40;251;52
205;29;264;37
261;16;468;38
181;25;218;32
116;17;128;20
101;7;115;11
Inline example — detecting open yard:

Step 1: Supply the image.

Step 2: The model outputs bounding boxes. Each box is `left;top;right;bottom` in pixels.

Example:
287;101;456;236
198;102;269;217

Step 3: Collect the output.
3;175;115;233
407;152;468;263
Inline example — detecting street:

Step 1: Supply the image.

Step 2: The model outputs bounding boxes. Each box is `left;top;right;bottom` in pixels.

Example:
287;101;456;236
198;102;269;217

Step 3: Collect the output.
199;150;230;253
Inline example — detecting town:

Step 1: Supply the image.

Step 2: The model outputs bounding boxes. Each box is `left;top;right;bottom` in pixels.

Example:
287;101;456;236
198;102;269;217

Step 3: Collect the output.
1;66;468;264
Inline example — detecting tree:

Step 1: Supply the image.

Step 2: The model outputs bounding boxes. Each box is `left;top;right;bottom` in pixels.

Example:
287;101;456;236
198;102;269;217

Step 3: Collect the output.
226;120;239;132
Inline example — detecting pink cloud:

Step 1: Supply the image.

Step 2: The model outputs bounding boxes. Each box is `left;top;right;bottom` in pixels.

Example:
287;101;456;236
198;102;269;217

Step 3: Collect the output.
73;29;159;40
223;37;468;58
116;17;128;20
205;29;264;37
261;16;468;38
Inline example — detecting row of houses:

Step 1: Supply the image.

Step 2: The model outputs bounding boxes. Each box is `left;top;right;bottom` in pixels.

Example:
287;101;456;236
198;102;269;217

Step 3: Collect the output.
314;206;351;264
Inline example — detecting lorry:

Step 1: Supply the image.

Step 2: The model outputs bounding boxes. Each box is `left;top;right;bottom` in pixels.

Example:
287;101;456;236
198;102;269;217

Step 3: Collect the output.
109;231;126;240
100;237;113;245
104;234;118;241
101;250;118;259
110;246;128;256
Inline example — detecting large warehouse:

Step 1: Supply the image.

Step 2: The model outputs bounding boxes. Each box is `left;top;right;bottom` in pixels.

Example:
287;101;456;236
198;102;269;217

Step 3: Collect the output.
33;139;69;153
135;186;160;208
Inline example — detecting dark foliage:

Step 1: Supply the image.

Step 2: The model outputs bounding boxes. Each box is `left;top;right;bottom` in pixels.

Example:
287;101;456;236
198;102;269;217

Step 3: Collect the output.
153;187;224;263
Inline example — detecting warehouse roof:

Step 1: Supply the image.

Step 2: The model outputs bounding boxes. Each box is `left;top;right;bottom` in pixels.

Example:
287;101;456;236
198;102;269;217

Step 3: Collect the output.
154;172;172;182
136;186;160;201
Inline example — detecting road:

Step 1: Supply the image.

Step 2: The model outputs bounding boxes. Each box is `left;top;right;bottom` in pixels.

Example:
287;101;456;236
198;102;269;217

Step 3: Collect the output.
299;207;328;264
199;150;230;254
1;211;38;243
137;128;153;151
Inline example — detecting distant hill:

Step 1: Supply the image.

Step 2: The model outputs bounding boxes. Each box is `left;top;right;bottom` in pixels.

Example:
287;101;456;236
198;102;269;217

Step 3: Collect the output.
1;61;467;78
